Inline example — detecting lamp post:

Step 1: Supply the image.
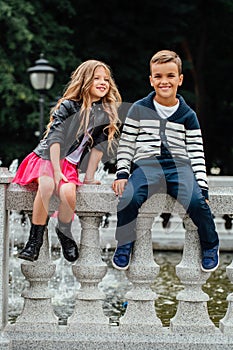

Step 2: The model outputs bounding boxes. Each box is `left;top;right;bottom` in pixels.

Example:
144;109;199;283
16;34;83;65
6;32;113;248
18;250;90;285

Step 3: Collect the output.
27;54;57;139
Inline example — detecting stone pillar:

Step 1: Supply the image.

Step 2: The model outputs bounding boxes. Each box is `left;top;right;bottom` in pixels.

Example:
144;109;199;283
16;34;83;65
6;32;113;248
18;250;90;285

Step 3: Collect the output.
100;213;117;249
214;214;228;234
152;213;186;250
0;168;14;348
151;214;164;246
9;220;58;332
67;214;109;331
170;215;216;333
168;214;186;235
219;259;233;333
119;214;162;333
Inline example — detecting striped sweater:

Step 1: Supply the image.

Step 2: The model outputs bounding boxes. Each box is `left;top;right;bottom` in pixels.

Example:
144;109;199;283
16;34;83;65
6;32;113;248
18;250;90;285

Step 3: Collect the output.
116;91;209;197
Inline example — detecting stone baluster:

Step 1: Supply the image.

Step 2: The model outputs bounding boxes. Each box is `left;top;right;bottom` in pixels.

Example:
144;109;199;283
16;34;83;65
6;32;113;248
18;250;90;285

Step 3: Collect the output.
151;214;164;249
213;214;231;251
230;215;233;234
219;259;233;333
170;215;216;333
167;214;186;235
67;213;109;331
214;214;228;234
0;168;12;348
152;213;186;250
100;213;117;249
8;215;58;332
119;214;163;333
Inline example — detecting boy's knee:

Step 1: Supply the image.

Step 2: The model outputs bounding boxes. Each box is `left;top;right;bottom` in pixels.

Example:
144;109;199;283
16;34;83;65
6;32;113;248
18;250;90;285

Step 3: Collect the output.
188;195;207;213
118;192;145;212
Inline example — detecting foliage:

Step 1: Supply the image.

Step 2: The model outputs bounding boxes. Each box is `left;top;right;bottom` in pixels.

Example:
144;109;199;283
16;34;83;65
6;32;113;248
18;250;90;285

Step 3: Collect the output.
0;0;77;165
0;0;232;174
70;0;233;173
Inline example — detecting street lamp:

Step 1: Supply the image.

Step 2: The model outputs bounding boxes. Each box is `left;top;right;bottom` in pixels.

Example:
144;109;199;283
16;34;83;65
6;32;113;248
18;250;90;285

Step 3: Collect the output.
27;53;57;138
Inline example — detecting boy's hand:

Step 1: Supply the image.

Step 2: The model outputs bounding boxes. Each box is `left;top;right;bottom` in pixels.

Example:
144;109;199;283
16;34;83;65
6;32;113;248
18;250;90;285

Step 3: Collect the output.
112;179;128;197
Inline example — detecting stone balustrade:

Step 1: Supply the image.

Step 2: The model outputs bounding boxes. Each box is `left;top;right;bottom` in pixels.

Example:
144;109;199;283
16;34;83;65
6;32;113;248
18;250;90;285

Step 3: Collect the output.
1;167;233;349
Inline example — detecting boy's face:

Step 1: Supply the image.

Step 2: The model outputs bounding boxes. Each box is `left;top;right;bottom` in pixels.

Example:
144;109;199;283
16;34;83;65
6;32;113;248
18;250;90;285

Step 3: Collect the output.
149;62;183;106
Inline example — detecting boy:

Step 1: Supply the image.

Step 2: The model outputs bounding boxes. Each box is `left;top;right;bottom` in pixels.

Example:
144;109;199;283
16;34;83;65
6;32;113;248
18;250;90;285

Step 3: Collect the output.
112;50;219;272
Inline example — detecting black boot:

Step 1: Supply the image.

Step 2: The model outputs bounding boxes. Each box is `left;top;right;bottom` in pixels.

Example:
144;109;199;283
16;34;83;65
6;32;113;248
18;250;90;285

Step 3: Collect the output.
55;219;79;262
18;223;46;262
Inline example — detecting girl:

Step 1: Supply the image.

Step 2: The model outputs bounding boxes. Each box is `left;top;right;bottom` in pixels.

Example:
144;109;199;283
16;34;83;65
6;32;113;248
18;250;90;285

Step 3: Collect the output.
13;59;122;263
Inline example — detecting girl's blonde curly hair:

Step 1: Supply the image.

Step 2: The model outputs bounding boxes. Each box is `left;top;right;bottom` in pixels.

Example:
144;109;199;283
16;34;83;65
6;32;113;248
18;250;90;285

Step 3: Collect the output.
45;59;122;152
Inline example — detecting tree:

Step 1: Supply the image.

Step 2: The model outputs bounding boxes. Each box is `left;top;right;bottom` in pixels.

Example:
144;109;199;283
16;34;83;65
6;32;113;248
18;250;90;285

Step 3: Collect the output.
70;0;233;173
0;0;77;166
1;0;232;174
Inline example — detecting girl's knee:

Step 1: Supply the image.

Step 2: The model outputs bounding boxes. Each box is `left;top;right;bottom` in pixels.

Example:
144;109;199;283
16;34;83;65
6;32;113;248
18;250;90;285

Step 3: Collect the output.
59;184;76;204
38;177;55;198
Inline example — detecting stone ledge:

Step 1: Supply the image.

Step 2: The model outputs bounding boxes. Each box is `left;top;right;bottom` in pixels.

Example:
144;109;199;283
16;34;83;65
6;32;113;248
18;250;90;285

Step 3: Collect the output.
6;183;233;214
6;327;233;350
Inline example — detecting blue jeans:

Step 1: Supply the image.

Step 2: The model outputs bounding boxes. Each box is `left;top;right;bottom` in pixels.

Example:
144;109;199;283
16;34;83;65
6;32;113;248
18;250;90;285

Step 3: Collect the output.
115;157;219;249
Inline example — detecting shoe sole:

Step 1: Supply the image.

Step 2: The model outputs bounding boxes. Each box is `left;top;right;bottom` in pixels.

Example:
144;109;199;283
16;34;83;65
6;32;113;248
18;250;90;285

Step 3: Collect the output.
18;254;35;262
56;229;79;262
111;249;132;271
64;255;79;263
201;250;219;273
111;258;130;271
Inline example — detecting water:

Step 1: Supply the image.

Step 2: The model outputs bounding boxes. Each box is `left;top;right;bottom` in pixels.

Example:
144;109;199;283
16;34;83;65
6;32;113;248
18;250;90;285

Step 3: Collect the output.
154;251;233;327
8;239;233;328
101;250;233;327
8;208;233;328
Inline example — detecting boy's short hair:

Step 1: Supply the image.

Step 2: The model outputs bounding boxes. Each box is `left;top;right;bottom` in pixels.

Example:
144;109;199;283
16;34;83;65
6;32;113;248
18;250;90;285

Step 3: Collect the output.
150;50;182;75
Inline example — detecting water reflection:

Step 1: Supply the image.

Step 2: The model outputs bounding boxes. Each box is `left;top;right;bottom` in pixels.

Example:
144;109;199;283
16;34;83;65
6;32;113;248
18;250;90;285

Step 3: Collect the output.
153;252;183;327
101;251;233;327
8;212;233;327
154;252;233;327
202;253;233;326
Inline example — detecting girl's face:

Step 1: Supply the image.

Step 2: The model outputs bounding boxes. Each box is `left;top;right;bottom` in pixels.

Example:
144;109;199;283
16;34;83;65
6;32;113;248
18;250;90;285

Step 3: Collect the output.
149;61;183;106
89;66;110;103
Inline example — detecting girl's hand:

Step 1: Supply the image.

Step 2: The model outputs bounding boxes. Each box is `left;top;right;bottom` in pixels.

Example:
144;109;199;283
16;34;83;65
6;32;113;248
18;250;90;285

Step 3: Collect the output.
54;169;68;192
112;179;128;197
83;178;101;185
84;148;103;185
50;143;67;192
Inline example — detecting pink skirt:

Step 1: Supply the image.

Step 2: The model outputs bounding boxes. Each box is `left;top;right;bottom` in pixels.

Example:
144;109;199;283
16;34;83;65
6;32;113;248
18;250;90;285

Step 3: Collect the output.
12;152;83;187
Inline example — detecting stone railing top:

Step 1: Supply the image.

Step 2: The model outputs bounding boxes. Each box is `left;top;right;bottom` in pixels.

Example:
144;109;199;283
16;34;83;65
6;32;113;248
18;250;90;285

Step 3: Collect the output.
0;167;14;184
6;183;117;214
6;182;233;216
1;166;232;215
208;175;233;187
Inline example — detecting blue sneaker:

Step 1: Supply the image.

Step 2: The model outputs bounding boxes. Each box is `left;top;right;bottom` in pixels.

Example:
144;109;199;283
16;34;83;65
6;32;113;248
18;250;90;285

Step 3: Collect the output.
201;244;219;272
112;242;134;270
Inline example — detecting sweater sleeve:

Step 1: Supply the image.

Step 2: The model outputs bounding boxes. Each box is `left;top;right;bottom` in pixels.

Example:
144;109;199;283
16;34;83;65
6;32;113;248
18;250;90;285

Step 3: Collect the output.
116;104;140;179
185;112;209;199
